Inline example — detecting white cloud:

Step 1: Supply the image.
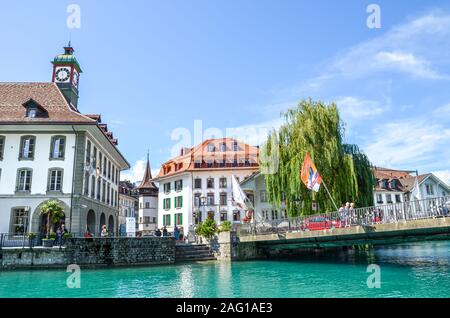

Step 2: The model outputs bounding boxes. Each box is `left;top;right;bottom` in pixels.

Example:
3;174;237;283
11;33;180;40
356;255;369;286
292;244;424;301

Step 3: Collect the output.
331;14;450;81
374;51;445;79
433;170;450;186
433;103;450;116
335;96;389;119
120;159;160;184
226;118;283;146
364;119;450;170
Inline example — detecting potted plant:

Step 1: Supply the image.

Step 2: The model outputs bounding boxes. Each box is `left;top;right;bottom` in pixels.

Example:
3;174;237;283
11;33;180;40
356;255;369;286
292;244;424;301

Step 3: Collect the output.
27;232;37;248
39;200;65;247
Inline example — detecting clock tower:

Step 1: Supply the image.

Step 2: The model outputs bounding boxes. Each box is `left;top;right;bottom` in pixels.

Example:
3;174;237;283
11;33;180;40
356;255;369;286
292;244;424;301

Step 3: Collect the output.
52;43;82;109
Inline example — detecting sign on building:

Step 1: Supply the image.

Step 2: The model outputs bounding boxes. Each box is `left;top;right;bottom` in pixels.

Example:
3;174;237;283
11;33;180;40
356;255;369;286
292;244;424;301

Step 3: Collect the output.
126;217;136;237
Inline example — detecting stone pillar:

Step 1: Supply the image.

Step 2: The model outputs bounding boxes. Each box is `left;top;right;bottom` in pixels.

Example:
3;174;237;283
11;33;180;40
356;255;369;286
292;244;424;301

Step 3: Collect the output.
215;231;232;261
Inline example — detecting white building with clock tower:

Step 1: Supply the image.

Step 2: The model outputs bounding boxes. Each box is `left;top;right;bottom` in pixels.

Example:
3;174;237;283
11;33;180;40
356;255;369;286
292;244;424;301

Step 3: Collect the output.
0;44;130;237
51;43;82;108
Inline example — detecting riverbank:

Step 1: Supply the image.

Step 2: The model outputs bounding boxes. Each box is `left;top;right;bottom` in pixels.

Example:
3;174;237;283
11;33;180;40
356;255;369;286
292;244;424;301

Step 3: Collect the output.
0;237;176;270
1;241;450;298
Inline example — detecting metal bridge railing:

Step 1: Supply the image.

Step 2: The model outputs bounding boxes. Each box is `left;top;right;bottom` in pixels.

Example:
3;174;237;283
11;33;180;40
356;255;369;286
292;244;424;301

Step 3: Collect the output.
238;195;450;237
0;231;176;249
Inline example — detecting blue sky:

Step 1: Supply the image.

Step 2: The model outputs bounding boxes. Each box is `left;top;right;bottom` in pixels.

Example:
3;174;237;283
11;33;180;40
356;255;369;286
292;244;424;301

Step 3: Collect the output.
1;0;449;184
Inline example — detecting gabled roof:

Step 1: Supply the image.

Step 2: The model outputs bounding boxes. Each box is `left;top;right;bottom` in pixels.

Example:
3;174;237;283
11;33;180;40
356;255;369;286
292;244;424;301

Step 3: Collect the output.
373;167;450;193
240;170;261;185
0;82;129;169
0;83;95;124
154;138;260;180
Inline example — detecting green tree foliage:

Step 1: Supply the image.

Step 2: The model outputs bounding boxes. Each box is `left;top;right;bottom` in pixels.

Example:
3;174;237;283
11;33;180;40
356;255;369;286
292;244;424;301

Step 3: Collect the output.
343;144;375;207
195;218;218;239
262;99;374;216
39;200;65;239
218;220;232;233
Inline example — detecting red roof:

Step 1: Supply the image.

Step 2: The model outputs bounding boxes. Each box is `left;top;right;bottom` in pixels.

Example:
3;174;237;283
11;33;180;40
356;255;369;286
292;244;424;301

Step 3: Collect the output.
0;83;95;124
154;138;260;180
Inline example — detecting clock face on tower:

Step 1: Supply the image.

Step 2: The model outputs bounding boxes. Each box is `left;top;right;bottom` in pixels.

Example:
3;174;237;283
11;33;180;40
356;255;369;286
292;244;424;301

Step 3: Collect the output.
55;67;71;82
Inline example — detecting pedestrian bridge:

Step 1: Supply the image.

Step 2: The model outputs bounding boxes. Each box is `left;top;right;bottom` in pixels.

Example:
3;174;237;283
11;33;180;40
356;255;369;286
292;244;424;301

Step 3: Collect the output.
237;196;450;252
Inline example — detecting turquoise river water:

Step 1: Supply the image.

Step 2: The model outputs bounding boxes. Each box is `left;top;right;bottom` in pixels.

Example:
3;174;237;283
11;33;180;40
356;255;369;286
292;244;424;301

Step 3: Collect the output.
1;240;450;298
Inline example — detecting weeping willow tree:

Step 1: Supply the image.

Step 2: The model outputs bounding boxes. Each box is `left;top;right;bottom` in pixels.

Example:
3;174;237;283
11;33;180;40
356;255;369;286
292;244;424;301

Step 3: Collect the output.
342;144;375;207
261;99;374;216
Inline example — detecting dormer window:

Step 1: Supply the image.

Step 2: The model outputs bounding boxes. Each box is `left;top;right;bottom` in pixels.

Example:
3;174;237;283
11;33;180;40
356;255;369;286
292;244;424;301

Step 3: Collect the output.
390;179;397;189
23;99;47;119
207;143;215;152
28;108;37;118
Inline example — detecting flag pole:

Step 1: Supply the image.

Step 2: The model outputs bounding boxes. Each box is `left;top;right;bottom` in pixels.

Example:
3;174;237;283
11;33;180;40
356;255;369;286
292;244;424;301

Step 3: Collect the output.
321;179;339;211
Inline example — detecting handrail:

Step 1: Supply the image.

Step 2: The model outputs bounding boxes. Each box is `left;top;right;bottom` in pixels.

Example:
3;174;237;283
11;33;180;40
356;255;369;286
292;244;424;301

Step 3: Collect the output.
238;195;450;237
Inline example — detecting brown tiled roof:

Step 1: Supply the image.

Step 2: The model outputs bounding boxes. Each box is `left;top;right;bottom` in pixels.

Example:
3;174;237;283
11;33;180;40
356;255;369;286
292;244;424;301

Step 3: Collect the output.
373;167;433;193
154;138;260;180
0;83;95;124
373;167;413;180
84;114;102;122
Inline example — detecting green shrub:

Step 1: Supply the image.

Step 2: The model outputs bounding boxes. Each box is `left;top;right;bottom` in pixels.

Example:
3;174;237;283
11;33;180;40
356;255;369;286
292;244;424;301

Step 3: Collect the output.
195;218;218;239
63;232;72;239
218;220;232;232
49;232;57;240
27;232;37;240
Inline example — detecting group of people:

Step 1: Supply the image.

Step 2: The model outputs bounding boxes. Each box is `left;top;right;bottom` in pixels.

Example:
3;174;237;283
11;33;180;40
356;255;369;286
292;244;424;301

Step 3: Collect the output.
338;202;357;227
338;202;384;226
54;223;68;245
154;226;184;241
83;225;109;238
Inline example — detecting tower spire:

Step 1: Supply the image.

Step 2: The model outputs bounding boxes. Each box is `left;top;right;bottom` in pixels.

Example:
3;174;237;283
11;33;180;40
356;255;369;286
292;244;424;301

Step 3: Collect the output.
137;152;156;190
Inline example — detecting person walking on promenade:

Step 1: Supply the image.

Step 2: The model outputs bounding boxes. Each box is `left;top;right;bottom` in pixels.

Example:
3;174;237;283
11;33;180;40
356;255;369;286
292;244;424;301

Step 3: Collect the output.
174;226;179;240
155;228;162;237
101;225;108;238
55;226;62;246
349;202;356;225
339;204;346;226
344;202;350;227
84;226;92;238
162;226;168;237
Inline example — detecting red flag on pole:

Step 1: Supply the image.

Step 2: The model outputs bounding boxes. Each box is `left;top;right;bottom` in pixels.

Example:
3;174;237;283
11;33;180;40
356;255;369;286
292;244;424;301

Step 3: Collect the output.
300;153;322;192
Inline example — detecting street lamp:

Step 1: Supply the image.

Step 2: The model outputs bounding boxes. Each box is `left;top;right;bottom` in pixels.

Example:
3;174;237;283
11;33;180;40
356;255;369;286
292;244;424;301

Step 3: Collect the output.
200;196;207;223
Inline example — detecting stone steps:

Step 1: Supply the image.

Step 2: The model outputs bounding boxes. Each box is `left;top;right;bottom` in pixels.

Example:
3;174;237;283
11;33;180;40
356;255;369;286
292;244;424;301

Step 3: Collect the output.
175;244;216;262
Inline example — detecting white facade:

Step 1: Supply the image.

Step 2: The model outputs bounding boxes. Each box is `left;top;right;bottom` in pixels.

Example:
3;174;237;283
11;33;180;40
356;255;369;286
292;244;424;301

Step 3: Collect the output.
156;169;256;235
373;191;405;206
119;193;138;233
138;194;158;233
0;129;76;234
373;173;449;207
415;175;449;200
241;172;286;221
0;126;127;235
0;132;76;196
